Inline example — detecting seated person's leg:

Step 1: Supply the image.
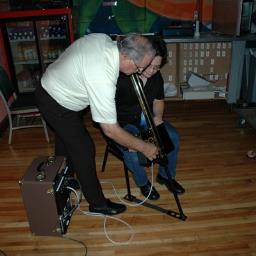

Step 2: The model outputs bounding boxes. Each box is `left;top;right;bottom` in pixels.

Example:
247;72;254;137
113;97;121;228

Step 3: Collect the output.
117;124;160;200
157;121;185;194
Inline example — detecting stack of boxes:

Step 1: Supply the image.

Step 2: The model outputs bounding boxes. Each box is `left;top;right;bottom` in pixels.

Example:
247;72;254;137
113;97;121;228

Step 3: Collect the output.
161;41;232;100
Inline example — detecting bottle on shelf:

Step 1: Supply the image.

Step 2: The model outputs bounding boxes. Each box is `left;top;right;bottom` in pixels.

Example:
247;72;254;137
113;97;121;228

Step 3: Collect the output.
193;10;200;38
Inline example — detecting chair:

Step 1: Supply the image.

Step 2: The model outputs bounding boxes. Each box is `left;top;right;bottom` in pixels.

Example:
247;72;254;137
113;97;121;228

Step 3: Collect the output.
101;138;127;172
101;133;134;200
101;133;187;220
0;66;49;144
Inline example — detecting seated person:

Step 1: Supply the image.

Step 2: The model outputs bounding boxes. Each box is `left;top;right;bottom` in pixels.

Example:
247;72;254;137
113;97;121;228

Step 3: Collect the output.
115;36;185;200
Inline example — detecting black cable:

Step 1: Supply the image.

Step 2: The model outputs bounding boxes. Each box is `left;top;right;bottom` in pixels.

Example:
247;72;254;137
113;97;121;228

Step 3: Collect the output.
62;235;88;256
0;249;7;256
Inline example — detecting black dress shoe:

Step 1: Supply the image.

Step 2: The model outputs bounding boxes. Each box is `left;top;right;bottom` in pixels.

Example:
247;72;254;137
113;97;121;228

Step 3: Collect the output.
156;174;185;194
89;199;126;215
139;181;160;200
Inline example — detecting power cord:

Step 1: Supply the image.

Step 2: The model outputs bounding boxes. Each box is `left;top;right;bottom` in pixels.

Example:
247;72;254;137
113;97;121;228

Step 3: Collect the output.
62;235;88;256
67;185;135;245
0;249;7;256
63;162;155;246
3;166;155;256
78;208;135;245
64;185;135;246
101;162;155;207
62;186;87;255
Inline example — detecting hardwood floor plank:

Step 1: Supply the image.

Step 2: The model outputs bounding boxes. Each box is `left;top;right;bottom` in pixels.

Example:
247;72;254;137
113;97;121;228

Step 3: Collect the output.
1;100;256;255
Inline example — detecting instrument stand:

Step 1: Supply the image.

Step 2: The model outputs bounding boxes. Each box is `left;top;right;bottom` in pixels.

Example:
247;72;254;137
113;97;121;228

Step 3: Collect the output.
123;163;187;221
127;74;187;221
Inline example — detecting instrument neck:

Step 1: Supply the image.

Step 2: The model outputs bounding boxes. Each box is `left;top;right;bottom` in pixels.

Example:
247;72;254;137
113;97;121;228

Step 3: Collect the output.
139;75;147;86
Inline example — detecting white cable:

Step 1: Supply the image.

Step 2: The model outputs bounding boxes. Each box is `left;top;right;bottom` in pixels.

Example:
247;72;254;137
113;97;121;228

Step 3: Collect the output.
63;186;82;219
100;162;155;207
66;183;135;244
78;206;134;245
65;162;155;245
66;186;82;205
64;186;134;245
103;215;135;245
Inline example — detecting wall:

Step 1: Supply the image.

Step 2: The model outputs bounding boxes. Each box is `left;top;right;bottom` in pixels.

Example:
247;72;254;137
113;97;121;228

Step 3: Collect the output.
160;40;232;100
72;0;213;37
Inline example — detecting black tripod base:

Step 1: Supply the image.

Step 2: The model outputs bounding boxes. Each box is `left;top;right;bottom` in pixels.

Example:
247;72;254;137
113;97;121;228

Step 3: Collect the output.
124;194;187;221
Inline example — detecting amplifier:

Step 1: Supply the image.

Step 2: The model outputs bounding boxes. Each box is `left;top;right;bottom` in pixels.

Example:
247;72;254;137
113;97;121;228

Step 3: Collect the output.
19;156;77;236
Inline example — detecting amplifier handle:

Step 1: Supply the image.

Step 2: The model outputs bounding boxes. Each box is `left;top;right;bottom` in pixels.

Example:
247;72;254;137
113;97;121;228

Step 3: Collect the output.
35;156;56;181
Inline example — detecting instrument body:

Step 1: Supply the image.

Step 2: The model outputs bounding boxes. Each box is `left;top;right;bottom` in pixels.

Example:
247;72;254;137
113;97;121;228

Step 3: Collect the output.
130;74;173;166
129;74;187;221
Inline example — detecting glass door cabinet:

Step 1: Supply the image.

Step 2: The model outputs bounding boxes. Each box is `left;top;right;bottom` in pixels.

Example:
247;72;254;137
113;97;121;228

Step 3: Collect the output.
0;8;74;94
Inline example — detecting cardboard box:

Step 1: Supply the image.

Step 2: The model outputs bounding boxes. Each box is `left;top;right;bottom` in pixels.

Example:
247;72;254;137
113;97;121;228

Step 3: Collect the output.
181;85;215;100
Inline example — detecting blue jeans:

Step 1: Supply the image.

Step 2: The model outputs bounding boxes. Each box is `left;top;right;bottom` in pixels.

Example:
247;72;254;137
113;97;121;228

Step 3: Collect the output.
118;121;180;187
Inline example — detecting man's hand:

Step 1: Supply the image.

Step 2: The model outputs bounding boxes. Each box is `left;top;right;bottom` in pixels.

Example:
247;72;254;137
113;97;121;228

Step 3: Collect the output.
153;99;164;126
128;141;158;161
141;141;158;161
100;122;158;160
153;116;163;126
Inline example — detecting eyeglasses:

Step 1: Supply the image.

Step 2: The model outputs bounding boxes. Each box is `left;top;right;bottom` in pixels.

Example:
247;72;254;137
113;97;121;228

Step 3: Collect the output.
132;59;161;74
147;64;160;72
132;60;147;73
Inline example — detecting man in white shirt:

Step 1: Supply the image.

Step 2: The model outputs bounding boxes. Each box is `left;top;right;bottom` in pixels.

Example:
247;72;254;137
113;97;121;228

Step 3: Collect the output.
35;33;157;215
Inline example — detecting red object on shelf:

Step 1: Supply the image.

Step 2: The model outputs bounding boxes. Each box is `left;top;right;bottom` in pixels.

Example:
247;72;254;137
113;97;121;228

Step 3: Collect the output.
0;26;11;78
0;7;74;42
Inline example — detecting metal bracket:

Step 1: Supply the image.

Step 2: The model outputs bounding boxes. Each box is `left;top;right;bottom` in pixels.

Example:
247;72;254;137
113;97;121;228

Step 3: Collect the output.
124;194;187;221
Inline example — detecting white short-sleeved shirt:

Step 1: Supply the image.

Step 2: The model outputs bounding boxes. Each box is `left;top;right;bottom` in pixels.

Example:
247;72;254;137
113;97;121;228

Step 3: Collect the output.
41;33;119;124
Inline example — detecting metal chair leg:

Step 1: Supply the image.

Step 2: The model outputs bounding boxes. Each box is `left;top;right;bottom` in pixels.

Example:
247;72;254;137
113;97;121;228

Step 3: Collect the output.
41;117;50;143
123;163;134;200
101;142;134;200
8;113;13;145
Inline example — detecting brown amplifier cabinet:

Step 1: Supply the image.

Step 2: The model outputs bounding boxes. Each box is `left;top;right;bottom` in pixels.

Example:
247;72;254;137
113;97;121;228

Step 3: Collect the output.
19;156;75;236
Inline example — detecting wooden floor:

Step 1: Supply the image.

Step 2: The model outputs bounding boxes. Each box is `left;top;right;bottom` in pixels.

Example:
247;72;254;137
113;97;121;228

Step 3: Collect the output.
1;100;256;256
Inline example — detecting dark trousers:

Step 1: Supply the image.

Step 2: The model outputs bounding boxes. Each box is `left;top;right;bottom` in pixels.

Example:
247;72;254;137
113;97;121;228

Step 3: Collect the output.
35;85;106;207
